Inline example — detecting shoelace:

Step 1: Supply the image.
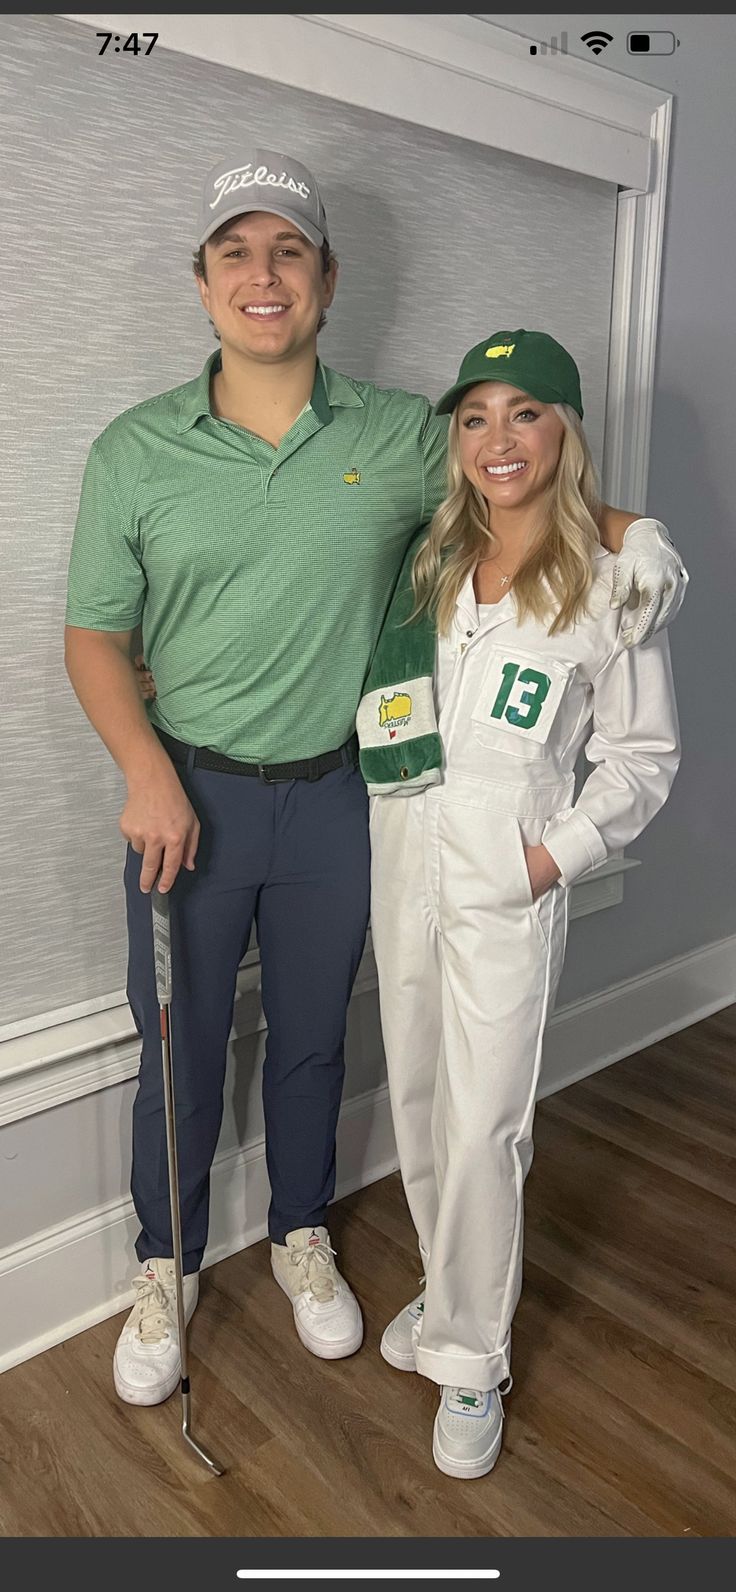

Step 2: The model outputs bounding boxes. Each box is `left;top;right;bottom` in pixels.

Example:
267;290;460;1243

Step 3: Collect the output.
131;1271;175;1345
288;1237;338;1302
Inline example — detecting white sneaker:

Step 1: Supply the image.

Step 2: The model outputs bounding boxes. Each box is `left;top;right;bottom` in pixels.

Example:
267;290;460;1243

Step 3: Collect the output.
113;1258;199;1406
432;1385;505;1480
380;1290;425;1371
271;1225;363;1360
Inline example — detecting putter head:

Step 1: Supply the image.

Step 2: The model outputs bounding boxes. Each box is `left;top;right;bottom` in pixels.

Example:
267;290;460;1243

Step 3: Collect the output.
181;1391;226;1475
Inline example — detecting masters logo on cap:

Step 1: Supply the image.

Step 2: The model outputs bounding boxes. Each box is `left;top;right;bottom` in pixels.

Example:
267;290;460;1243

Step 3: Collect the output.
198;147;329;249
485;342;516;359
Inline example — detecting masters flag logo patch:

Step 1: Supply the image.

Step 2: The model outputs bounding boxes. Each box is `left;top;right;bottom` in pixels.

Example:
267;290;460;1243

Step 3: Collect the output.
378;691;412;740
343;466;361;485
485;343;515;360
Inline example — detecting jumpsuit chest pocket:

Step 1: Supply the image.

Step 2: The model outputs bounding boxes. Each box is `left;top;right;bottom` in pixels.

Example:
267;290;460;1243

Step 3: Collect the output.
470;645;575;762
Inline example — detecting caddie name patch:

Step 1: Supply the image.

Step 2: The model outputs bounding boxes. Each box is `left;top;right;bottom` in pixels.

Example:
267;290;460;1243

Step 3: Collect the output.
471;648;572;745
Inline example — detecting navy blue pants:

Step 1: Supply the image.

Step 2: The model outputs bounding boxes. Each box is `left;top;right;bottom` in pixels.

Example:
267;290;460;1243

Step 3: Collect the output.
124;747;370;1272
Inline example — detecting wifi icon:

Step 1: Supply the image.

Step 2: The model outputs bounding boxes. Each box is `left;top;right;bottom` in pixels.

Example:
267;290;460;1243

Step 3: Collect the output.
581;30;613;55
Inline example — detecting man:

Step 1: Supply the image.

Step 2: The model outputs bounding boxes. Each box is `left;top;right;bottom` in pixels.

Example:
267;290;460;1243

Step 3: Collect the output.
64;148;687;1406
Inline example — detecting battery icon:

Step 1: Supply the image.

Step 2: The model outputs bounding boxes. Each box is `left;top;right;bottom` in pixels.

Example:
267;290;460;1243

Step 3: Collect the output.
627;31;679;55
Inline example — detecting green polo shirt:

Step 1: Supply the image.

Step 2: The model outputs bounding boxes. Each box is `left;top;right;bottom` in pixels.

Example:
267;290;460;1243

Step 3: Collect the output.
66;351;449;761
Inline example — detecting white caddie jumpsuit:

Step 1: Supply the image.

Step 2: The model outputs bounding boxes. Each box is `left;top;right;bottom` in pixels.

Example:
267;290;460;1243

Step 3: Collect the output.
368;542;680;1392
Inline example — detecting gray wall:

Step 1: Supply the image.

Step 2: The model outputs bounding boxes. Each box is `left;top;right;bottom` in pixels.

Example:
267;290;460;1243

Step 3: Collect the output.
487;14;736;1001
0;11;617;1031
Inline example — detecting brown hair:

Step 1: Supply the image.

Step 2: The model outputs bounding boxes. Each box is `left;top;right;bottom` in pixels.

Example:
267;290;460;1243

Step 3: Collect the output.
192;219;336;340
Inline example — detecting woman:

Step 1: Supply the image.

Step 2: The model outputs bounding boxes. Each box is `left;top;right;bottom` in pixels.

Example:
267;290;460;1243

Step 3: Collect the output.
358;329;680;1480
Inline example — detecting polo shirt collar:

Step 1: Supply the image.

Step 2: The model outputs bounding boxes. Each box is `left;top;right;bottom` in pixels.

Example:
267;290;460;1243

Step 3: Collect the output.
176;349;221;432
176;351;364;434
316;362;365;416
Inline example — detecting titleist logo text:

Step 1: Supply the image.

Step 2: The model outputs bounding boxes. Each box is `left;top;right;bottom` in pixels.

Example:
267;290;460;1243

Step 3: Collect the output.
210;164;311;210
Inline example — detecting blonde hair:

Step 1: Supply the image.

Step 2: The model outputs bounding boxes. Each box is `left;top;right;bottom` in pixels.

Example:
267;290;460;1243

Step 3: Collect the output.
411;403;602;636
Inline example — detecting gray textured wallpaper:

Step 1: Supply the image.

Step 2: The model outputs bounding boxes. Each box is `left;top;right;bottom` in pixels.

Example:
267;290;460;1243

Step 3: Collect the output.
0;14;617;1028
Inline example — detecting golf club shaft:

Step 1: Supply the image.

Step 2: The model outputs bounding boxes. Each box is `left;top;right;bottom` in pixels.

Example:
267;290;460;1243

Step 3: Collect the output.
159;1005;189;1385
152;886;225;1477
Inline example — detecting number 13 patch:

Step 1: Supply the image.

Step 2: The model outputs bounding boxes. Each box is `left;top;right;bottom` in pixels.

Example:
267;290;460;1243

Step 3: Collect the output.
471;648;573;745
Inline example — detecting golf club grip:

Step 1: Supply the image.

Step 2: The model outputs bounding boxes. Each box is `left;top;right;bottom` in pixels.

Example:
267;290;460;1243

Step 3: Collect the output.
151;886;172;1004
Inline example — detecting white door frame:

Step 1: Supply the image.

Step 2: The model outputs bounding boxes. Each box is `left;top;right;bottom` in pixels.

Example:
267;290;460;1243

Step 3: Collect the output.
62;9;672;510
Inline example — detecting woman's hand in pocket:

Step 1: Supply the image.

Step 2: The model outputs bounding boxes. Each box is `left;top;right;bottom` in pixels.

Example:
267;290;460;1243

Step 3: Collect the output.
524;843;562;901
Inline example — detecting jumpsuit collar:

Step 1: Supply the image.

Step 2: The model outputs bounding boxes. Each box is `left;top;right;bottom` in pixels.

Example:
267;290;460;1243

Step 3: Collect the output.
456;565;513;638
456;539;611;636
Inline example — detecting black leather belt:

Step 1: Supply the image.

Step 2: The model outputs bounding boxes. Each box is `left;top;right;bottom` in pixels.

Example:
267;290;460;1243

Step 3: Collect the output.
155;726;359;784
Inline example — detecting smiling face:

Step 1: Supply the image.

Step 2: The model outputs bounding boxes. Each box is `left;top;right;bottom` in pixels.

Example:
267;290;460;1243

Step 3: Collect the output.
196;210;336;365
457;381;565;515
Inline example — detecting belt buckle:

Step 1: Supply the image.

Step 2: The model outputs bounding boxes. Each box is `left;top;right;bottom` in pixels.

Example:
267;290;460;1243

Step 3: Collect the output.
258;762;279;784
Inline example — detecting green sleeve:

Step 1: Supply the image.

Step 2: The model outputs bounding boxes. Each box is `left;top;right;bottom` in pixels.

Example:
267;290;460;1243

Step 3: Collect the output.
65;440;146;631
421;410;450;526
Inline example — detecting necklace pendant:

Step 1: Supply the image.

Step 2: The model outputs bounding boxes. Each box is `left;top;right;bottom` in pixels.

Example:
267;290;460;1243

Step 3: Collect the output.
500;573;511;587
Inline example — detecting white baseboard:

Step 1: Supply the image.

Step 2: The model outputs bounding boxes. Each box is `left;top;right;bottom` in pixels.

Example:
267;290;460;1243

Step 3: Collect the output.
1;933;733;1376
540;930;736;1098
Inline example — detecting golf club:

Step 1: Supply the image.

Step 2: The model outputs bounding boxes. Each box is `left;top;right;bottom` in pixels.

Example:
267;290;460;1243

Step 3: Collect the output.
151;883;226;1477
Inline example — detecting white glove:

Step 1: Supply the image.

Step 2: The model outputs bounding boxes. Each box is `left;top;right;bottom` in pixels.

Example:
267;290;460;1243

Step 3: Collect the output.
610;519;689;647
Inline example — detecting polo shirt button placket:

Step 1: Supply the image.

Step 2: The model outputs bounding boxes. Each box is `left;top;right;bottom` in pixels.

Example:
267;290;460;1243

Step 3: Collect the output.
265;463;287;510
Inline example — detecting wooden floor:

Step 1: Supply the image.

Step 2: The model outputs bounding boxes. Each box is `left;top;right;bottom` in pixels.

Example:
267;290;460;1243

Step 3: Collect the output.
2;1006;736;1538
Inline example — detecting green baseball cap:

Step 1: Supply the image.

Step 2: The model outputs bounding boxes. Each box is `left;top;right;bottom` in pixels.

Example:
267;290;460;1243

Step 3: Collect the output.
435;328;583;419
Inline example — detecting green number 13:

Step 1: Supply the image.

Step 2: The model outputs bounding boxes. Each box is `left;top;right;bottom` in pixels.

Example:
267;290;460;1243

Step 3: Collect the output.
490;662;551;730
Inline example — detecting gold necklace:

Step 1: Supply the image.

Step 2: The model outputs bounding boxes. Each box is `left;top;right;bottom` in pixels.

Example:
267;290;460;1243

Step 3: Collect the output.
478;555;516;587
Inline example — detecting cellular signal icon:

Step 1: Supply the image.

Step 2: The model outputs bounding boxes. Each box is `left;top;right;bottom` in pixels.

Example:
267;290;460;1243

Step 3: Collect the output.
529;31;568;56
581;30;613;55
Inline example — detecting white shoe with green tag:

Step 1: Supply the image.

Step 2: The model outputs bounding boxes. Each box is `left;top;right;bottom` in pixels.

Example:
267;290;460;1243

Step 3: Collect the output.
432;1384;506;1479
